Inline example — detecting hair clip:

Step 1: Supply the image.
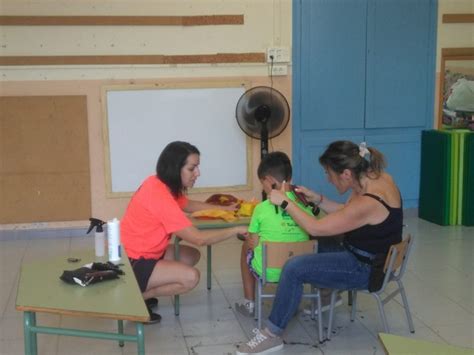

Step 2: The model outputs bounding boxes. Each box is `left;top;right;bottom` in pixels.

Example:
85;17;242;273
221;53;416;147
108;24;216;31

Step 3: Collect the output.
358;142;370;160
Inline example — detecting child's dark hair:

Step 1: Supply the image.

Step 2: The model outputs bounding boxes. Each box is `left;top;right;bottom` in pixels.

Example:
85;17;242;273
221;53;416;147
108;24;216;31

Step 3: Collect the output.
319;141;385;185
156;141;200;197
257;151;292;182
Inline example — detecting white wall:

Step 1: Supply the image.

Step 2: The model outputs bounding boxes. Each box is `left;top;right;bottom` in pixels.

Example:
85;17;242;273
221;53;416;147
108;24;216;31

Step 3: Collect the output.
0;0;292;81
0;0;294;225
437;0;473;68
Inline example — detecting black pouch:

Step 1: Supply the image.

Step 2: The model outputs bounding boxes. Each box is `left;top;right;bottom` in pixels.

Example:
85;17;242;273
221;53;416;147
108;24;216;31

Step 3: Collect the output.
91;262;125;275
368;253;387;292
60;265;120;287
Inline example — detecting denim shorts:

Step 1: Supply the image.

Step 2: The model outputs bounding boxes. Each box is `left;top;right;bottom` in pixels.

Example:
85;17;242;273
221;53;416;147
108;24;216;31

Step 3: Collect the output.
246;249;260;278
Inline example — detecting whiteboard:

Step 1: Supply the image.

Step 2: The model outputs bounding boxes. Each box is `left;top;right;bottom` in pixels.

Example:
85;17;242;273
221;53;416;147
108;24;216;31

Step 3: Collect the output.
103;83;250;196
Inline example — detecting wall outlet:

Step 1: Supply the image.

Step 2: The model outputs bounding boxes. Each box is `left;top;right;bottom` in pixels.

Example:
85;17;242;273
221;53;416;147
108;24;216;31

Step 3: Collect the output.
269;64;288;76
267;47;291;63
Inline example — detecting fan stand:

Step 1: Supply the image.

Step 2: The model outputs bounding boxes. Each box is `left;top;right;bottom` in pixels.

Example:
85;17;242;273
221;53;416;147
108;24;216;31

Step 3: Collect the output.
255;104;271;160
255;105;271;200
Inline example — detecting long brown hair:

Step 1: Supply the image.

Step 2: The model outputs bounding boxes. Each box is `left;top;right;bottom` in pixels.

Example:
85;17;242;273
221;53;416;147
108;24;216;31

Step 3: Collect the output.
319;140;386;184
156;141;200;197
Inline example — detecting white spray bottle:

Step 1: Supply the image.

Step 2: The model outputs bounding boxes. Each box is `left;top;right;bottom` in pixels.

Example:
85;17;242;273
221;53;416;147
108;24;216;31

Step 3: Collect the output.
87;218;106;257
107;218;121;263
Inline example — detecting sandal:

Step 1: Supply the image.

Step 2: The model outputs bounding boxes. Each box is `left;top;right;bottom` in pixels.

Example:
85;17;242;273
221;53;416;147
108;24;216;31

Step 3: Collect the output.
145;298;158;308
144;309;161;324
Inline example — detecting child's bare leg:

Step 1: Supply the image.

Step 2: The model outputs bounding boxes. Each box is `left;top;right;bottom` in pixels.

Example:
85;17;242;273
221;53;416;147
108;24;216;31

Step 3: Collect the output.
235;240;256;317
240;240;255;300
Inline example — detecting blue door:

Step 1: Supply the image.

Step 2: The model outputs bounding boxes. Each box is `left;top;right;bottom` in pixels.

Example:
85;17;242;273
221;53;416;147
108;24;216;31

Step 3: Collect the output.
292;0;437;208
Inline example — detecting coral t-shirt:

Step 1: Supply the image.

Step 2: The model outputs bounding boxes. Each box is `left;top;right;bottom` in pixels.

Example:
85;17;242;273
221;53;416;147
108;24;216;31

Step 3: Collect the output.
121;176;192;259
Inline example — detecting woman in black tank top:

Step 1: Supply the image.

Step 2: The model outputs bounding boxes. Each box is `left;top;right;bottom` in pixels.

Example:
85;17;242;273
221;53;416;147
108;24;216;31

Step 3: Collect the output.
344;193;402;255
269;140;403;255
237;141;404;354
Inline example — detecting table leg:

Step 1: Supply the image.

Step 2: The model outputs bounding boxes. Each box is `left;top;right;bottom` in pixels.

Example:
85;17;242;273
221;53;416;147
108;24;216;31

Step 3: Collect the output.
174;236;180;316
136;322;145;355
118;320;124;347
31;312;37;355
23;311;37;355
207;245;212;290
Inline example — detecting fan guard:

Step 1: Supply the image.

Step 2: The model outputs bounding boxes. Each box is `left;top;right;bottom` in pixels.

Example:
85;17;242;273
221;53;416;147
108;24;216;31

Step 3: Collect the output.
235;86;290;142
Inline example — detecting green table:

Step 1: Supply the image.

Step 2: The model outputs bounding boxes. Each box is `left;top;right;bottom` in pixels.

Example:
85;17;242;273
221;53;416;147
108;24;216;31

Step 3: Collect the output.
378;333;472;355
173;217;250;316
16;250;149;355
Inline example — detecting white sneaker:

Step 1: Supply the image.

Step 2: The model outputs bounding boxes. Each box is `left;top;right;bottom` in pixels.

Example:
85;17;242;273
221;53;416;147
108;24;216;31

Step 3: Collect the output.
235;301;255;318
236;328;283;355
303;294;343;315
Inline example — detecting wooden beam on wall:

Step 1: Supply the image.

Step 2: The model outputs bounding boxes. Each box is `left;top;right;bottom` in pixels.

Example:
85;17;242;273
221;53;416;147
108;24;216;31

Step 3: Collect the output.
442;47;474;60
0;15;244;26
442;14;474;23
0;53;266;66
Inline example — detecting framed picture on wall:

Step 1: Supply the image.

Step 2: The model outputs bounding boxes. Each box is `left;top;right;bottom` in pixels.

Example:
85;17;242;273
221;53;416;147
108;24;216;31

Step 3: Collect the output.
438;47;474;130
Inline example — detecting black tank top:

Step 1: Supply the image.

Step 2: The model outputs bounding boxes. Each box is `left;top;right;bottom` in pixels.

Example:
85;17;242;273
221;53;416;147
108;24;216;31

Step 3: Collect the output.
344;193;403;254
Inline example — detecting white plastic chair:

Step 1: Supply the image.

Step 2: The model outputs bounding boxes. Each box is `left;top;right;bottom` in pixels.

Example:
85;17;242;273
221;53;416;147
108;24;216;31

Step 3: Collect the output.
327;234;415;339
254;240;324;343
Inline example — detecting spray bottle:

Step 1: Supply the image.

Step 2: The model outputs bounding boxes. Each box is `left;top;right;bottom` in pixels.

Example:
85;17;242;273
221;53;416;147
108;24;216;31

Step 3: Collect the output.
107;218;121;264
87;218;106;257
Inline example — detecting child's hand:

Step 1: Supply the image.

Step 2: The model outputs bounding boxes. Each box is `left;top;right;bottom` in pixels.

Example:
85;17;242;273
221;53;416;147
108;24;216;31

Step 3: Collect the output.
247;234;259;250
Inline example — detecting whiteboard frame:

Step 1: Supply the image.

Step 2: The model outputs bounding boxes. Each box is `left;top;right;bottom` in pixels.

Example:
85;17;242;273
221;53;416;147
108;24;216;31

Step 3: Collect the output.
102;81;253;198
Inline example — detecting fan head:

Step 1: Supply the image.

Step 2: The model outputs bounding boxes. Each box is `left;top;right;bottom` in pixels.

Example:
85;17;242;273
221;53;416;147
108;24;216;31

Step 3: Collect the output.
235;86;290;140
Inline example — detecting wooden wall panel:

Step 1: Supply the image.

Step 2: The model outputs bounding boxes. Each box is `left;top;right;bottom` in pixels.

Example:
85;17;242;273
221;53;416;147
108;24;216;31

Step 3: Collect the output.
0;15;244;26
442;14;474;23
0;96;91;223
0;53;266;66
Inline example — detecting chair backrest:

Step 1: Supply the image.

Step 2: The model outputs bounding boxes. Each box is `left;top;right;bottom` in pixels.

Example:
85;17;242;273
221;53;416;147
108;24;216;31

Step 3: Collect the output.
383;234;413;278
263;240;317;269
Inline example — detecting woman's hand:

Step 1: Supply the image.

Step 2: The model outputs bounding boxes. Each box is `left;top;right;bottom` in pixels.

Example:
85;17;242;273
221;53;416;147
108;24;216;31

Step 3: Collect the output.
294;185;320;204
219;202;240;212
235;226;249;236
268;181;288;206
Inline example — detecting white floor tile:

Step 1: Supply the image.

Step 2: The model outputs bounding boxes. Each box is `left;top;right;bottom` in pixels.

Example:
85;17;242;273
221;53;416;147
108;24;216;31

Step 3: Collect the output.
432;321;474;349
183;319;248;347
1;218;473;354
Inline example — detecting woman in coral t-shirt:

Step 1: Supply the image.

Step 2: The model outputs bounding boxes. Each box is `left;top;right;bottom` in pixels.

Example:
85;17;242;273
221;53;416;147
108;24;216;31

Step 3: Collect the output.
121;141;248;323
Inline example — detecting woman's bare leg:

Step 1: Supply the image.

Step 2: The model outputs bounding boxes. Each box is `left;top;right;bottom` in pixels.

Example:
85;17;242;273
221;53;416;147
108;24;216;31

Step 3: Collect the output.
163;243;201;266
143;244;201;299
143;260;200;299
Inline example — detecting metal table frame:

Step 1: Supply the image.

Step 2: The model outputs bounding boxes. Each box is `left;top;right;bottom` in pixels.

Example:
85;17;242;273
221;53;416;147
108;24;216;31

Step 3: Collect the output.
173;217;250;316
16;250;149;355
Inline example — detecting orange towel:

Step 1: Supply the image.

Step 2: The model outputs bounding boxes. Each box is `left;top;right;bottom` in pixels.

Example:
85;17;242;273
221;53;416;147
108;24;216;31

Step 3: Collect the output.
191;209;238;222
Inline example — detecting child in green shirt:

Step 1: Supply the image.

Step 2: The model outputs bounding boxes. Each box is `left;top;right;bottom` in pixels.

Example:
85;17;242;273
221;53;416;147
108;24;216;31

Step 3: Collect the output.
236;152;315;317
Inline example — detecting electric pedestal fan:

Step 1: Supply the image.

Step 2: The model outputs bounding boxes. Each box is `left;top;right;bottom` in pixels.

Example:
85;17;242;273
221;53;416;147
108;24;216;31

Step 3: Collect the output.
235;86;290;162
236;86;290;200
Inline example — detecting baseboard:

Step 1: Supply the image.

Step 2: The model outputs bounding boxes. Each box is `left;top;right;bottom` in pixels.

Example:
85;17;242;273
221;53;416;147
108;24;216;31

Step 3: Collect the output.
0;209;419;241
0;221;89;241
404;208;418;218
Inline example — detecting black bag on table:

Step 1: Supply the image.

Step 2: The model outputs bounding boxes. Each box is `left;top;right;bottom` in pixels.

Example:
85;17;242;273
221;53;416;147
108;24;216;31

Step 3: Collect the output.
60;262;123;287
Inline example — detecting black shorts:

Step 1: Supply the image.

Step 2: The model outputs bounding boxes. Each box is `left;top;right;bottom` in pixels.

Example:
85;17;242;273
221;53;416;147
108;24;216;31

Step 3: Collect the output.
129;255;164;293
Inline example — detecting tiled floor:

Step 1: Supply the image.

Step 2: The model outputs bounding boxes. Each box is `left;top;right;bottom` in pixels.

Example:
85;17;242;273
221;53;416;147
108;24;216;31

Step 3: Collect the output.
1;216;473;354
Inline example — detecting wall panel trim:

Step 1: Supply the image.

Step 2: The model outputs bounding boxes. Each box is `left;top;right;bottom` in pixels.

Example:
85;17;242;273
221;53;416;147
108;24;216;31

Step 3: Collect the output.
0;15;244;26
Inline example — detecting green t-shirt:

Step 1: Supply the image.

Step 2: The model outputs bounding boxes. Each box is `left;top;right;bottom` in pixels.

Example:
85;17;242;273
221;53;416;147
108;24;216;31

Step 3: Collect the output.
249;191;314;282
